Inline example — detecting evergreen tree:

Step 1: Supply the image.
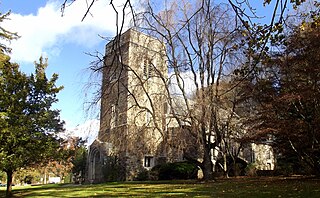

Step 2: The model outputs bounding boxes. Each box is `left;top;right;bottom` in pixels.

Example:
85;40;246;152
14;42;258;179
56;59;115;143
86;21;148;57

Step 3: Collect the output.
0;55;64;197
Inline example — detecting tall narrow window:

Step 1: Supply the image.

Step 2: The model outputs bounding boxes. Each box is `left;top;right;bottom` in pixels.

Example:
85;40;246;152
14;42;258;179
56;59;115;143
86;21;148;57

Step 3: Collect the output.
148;62;153;77
143;58;154;78
163;102;168;114
109;69;117;82
146;111;152;124
143;59;148;77
110;104;117;128
251;150;255;163
267;150;271;160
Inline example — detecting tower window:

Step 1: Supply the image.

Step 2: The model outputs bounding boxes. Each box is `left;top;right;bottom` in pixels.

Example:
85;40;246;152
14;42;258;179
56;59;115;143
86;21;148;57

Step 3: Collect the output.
143;59;154;78
251;150;255;163
163;102;168;114
109;69;118;82
146;111;152;123
267;150;271;160
110;104;117;128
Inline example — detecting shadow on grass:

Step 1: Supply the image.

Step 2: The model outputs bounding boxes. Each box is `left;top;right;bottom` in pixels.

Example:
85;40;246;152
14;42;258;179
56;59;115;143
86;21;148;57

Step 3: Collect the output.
0;177;319;198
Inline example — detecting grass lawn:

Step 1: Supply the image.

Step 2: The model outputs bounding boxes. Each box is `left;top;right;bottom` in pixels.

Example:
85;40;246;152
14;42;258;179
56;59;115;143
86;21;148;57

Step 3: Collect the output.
0;176;319;197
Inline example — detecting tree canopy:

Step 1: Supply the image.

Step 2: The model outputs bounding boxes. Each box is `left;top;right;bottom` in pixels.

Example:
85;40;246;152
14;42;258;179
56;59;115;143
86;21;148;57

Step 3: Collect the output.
0;55;64;197
242;18;320;175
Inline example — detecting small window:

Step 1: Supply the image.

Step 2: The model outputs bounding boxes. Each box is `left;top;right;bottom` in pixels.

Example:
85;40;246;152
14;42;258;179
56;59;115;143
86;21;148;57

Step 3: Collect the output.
144;156;154;168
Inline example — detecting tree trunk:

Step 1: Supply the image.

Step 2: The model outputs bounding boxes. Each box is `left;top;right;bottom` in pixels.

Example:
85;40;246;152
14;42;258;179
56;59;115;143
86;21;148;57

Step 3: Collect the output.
202;146;214;181
6;170;13;198
233;160;238;177
44;167;47;184
223;153;229;178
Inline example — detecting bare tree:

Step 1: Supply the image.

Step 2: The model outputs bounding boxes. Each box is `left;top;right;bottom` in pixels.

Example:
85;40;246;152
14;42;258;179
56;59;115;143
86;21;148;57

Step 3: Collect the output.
82;0;251;181
101;0;246;180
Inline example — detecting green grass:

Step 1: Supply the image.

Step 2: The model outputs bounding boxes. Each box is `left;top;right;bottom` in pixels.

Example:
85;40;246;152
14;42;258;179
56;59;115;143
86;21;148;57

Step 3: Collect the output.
1;177;319;197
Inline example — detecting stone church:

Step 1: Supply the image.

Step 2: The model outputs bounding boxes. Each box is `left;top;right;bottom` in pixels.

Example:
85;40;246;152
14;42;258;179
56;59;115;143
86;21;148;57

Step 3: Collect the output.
86;29;275;183
87;28;186;182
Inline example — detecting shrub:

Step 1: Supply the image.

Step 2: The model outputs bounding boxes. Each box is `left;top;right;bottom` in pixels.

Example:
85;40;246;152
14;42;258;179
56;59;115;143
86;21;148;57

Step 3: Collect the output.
24;175;33;184
102;156;125;181
135;169;150;181
152;161;198;180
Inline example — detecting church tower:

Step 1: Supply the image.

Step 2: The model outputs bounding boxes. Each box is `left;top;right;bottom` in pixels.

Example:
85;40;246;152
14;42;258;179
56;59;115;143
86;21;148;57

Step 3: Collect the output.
87;28;169;182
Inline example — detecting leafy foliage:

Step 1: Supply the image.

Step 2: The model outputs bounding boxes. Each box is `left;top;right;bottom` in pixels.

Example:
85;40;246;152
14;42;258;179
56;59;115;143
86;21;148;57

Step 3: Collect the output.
102;156;126;182
70;138;87;184
151;161;198;180
14;168;42;185
245;21;320;175
0;55;64;196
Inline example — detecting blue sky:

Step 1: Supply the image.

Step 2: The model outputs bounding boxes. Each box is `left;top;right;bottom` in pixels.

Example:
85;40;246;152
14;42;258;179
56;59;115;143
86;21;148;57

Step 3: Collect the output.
0;0;134;140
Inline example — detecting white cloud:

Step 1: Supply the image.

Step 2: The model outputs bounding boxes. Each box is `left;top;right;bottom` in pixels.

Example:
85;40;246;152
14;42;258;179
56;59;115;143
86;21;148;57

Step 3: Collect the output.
3;0;134;63
63;119;100;146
